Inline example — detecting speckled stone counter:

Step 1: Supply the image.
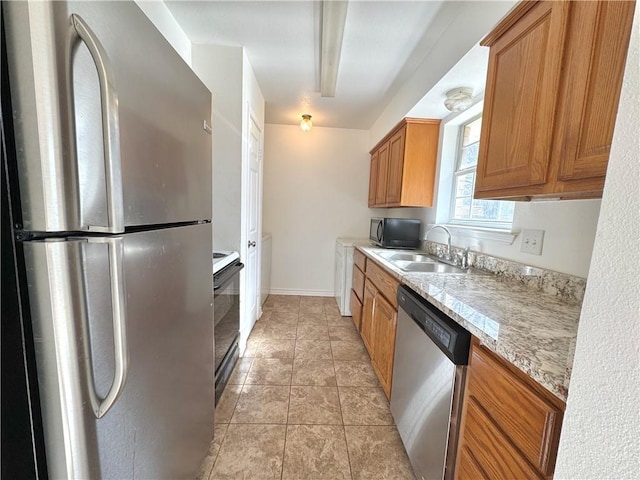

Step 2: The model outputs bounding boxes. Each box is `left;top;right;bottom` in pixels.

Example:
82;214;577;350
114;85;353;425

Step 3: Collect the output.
357;246;583;402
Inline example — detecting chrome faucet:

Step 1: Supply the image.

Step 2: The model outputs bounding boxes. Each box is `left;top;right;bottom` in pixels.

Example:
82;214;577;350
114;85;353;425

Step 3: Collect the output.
425;225;452;260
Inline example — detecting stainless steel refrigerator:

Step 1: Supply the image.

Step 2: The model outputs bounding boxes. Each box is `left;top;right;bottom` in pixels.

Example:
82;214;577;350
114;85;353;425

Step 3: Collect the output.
3;1;214;478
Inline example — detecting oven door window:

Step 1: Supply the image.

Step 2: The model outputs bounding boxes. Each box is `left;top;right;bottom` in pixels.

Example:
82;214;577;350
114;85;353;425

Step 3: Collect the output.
214;275;240;374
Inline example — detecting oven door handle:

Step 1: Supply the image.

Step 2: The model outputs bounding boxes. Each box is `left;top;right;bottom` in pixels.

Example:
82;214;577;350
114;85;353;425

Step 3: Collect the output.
213;262;245;291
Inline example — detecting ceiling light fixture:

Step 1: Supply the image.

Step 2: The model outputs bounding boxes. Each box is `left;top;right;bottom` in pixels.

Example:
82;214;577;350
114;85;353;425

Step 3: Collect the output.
320;1;348;97
300;114;313;132
444;87;474;112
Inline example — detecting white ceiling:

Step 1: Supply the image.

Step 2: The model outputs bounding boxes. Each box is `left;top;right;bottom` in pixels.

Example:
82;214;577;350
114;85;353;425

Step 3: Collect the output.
165;1;492;129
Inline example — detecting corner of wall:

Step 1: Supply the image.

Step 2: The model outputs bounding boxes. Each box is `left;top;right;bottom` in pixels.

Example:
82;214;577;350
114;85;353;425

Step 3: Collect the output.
135;0;192;66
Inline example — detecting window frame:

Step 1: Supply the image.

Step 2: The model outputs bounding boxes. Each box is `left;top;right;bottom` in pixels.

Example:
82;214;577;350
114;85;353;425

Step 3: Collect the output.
448;114;514;230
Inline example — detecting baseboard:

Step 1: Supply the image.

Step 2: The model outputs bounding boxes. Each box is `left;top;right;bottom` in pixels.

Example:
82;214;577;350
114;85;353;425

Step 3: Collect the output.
268;288;334;297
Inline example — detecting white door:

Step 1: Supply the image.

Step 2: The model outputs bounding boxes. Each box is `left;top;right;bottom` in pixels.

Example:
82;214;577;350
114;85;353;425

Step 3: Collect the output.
244;111;261;334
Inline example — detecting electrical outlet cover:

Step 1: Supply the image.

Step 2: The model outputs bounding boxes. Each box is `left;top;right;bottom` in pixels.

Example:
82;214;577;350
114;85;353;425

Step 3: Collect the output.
521;229;545;255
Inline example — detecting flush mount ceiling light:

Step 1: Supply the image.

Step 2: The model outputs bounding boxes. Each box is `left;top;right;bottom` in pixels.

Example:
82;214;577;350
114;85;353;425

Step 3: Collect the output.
300;114;313;132
444;87;474;112
320;1;348;97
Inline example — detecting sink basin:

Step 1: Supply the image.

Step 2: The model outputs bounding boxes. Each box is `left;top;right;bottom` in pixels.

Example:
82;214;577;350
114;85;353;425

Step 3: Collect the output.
402;262;466;274
378;252;437;263
376;250;478;274
392;253;437;263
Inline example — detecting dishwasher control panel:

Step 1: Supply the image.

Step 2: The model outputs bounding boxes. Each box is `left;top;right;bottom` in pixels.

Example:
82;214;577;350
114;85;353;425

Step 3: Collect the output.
423;317;451;348
397;285;471;365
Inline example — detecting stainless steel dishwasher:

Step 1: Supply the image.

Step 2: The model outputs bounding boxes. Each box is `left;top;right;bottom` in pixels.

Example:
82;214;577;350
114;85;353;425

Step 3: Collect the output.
391;285;471;480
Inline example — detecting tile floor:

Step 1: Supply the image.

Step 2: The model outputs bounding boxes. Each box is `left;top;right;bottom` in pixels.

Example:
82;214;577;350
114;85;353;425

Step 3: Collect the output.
198;295;416;480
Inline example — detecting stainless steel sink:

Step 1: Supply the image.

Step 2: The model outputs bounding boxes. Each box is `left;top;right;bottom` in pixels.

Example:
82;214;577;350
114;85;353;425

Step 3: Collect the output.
401;262;466;274
377;251;472;274
377;251;437;263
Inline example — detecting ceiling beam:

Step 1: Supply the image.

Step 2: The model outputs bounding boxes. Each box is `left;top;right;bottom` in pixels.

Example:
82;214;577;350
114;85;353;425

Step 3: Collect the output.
320;0;348;97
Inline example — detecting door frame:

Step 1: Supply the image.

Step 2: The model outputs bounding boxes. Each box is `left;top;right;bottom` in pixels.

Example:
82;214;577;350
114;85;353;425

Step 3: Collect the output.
239;102;264;352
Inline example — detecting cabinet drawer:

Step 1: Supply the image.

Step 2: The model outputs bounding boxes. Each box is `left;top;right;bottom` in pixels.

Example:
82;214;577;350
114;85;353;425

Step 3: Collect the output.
352;265;365;301
350;289;362;331
354;249;367;272
365;259;399;309
460;399;543;480
467;345;564;475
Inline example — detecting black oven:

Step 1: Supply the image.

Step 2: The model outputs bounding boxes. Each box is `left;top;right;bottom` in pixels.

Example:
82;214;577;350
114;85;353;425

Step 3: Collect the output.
213;260;244;403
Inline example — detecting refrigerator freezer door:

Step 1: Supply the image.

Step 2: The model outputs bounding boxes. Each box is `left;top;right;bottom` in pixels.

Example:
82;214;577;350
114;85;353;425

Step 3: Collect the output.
23;223;214;479
5;1;212;232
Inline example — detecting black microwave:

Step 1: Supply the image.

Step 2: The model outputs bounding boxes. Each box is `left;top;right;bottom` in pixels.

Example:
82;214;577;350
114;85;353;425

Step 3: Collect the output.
370;218;421;249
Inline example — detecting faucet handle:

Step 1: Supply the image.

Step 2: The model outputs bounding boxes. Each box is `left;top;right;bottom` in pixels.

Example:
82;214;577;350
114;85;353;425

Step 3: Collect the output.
456;247;471;269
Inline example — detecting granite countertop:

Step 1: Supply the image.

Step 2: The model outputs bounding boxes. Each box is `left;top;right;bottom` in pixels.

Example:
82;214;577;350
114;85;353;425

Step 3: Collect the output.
357;246;582;402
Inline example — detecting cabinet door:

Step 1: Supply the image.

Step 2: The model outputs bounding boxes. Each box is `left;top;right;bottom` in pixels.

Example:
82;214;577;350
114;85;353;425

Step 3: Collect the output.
456;342;565;479
368;151;379;207
371;293;397;399
352;265;365;302
475;1;569;196
360;279;376;356
385;126;406;205
375;142;390;205
350;289;362;331
466;345;563;475
456;446;490;480
553;1;635;186
459;400;544;480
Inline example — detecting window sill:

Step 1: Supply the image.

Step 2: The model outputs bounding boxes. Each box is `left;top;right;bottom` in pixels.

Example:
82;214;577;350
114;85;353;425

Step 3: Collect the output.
431;223;520;245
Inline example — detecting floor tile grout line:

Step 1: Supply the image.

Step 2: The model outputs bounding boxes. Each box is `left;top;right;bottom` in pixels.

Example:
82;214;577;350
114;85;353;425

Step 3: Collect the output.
206;422;230;480
280;310;299;480
332;350;355;480
208;422;230;477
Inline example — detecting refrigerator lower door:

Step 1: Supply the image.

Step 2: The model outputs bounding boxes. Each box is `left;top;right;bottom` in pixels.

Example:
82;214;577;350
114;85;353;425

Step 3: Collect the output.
5;1;212;233
23;224;214;479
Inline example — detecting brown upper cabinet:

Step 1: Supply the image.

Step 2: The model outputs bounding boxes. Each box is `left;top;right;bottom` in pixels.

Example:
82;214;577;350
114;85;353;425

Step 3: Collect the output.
474;0;635;201
368;118;441;207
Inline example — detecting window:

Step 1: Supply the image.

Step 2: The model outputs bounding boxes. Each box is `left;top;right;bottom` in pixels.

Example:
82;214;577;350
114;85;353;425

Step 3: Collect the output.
450;116;514;228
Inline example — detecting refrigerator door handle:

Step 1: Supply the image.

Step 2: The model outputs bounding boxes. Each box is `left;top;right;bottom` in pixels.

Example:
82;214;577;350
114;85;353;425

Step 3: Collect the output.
70;14;125;234
85;237;129;418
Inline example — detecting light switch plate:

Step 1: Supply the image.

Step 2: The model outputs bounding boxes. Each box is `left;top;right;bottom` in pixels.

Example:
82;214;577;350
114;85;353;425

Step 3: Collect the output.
521;229;545;255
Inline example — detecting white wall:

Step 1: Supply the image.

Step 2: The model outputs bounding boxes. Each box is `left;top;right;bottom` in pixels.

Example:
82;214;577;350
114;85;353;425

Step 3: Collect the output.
263;124;371;295
135;0;192;65
192;44;244;251
192;45;266;350
555;8;639;478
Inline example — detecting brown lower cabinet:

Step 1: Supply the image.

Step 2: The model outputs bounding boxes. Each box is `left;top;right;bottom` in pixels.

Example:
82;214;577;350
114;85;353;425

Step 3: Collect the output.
350;289;362;331
352;254;400;400
351;252;567;477
360;279;376;356
369;292;397;398
455;341;565;480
